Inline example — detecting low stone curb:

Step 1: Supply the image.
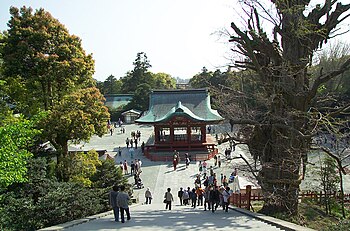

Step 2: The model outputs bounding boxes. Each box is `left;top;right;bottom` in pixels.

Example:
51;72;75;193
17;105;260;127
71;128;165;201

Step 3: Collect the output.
230;206;315;231
38;204;139;231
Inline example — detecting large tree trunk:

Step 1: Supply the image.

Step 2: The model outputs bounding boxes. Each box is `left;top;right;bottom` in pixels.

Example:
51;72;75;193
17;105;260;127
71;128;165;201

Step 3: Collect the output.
250;122;307;215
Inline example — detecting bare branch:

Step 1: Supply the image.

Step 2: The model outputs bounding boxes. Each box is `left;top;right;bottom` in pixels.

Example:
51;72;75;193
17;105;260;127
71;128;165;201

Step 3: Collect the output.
308;57;350;100
328;103;350;117
239;153;259;179
228;119;259;125
313;146;347;175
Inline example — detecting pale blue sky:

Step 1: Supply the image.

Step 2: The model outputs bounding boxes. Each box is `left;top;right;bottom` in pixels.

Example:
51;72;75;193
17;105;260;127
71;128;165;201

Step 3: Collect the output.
0;1;349;81
0;0;237;81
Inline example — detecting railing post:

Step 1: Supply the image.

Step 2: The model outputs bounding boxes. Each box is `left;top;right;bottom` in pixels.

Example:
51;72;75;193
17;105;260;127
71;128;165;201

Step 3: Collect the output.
239;193;242;208
246;185;252;210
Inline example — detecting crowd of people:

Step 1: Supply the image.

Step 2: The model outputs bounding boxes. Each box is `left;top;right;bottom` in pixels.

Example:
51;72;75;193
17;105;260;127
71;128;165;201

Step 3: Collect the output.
118;158;144;189
155;154;240;213
172;161;237;213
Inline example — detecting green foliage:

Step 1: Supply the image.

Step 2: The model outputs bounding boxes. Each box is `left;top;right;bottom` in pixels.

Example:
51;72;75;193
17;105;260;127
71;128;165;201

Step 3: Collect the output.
327;219;350;231
295;198;350;230
150;72;176;89
103;75;122;94
320;157;339;193
107;107;123;122
189;67;236;89
312;42;350;96
65;150;102;187
0;157;116;230
1;6;95;115
121;52;152;94
319;156;339;215
189;67;212;88
126;83;152;111
118;52;176;111
0;182;109;231
90;159;127;188
96;75;123;95
0;115;41;189
42;87;109;154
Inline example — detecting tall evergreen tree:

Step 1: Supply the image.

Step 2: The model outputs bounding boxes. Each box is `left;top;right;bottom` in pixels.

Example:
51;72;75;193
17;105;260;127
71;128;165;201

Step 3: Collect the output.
121;52;152;93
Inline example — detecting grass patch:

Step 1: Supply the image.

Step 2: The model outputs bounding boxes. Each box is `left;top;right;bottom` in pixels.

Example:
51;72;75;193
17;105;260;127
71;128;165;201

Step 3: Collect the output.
277;199;349;230
249;199;350;230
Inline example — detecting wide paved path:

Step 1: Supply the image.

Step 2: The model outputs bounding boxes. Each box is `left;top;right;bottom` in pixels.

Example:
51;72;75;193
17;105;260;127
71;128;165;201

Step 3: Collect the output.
65;202;282;231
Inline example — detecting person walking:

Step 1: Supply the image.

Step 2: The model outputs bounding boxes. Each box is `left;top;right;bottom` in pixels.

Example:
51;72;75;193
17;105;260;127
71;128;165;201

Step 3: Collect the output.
109;185;120;222
198;161;203;175
116;185;131;223
222;186;232;212
118;146;122;157
209;186;220;213
182;189;189;206
134;138;138;149
203;187;211;211
125;138;129;148
129;147;134;159
145;187;153;204
130;161;135;175
123;160;128;175
196;186;204;206
202;160;208;178
185;155;190;168
173;158;177;171
194;175;201;188
178;187;184;205
191;188;197;208
141;141;145;154
164;188;174;210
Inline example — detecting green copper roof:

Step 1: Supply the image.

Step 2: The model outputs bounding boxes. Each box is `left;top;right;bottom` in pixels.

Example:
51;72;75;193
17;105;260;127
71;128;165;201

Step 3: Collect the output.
136;89;224;124
104;94;133;109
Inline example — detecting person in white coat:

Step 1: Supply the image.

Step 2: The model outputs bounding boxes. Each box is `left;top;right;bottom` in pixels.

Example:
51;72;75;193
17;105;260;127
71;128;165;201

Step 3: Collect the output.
222;186;232;212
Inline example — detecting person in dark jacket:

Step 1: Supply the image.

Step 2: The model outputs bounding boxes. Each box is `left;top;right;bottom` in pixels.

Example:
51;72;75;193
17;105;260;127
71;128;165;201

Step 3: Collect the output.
209;186;220;213
109;185;120;222
178;187;184;205
191;188;197;208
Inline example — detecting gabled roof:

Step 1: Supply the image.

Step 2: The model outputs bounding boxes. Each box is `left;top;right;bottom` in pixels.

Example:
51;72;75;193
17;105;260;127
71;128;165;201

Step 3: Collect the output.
135;89;223;124
104;94;133;109
122;109;142;115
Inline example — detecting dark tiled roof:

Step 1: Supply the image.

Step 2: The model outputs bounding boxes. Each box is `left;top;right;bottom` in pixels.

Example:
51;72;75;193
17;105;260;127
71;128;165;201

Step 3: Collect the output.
136;89;223;124
104;94;133;109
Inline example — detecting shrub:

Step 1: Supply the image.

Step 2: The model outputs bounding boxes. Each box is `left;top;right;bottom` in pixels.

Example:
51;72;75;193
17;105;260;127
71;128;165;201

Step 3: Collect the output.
0;157;118;230
90;159;127;188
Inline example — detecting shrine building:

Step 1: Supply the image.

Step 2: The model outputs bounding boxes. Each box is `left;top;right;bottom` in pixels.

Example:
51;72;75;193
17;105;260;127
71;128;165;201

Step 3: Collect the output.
135;88;224;161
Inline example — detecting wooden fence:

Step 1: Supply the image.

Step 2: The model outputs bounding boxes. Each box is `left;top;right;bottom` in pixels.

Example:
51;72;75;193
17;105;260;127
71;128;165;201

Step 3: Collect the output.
229;185;350;211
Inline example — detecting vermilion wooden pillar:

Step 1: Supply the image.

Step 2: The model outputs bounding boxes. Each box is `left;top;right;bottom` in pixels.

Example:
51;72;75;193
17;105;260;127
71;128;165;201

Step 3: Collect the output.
201;126;206;143
187;126;191;144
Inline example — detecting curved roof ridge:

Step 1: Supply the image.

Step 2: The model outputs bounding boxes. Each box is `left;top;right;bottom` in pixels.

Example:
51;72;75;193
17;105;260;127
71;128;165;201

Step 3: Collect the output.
155;101;205;123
